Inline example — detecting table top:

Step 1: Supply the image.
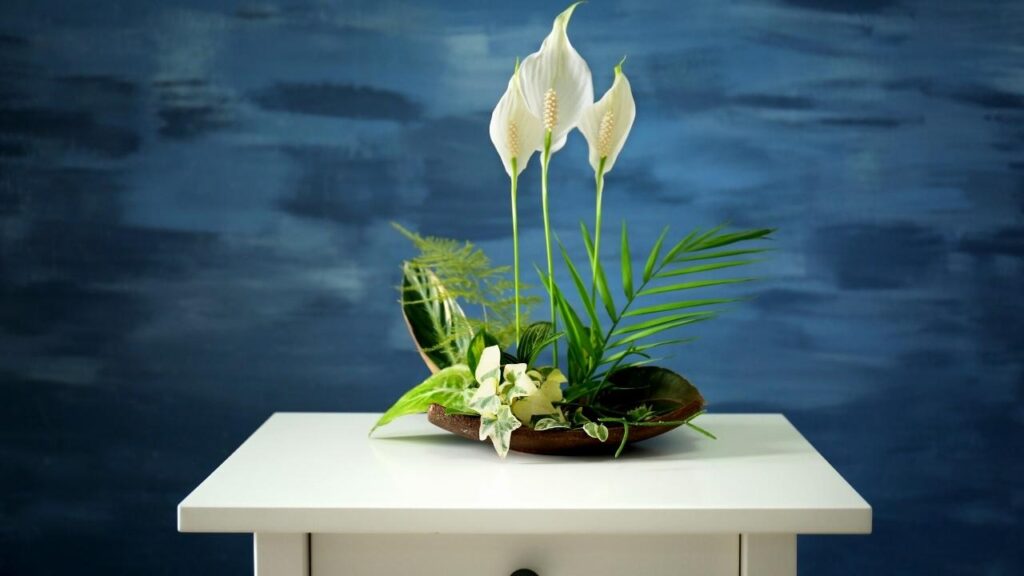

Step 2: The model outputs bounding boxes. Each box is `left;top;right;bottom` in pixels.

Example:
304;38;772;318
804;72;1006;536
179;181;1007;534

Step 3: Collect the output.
177;413;871;535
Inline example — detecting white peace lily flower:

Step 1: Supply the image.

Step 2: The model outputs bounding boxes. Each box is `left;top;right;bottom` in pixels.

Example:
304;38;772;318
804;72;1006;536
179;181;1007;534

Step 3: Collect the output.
489;63;545;177
519;2;594;153
578;60;636;175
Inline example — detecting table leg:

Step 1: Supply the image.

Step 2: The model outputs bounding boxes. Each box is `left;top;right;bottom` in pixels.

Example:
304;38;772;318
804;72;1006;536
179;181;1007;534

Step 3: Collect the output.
254;533;309;576
740;534;796;576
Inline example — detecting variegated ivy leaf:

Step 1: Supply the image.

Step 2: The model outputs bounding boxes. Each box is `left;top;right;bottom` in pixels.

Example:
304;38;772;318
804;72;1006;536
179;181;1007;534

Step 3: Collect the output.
504;362;537;400
534;417;570;431
371;365;475;434
583;422;609;442
469;377;502;417
474;345;502;387
511;367;566;424
478;404;522;458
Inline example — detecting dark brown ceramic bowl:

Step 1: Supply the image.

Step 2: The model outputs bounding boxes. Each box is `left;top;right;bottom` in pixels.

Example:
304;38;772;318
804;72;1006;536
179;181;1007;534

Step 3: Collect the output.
426;394;705;455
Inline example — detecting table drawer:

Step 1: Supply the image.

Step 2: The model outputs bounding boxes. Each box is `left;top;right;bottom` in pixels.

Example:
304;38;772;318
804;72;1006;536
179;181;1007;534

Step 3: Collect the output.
312;534;739;576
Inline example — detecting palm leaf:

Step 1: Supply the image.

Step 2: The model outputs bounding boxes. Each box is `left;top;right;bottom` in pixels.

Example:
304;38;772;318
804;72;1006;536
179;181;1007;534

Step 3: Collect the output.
620;222;633;299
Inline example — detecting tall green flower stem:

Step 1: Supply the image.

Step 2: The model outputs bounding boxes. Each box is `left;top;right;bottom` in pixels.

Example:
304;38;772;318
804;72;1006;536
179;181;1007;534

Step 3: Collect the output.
540;131;557;367
510;157;521;342
591;157;607;298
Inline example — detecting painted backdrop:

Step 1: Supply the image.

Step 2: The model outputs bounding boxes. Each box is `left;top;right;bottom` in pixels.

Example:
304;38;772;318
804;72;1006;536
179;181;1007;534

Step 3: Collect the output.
1;0;1021;574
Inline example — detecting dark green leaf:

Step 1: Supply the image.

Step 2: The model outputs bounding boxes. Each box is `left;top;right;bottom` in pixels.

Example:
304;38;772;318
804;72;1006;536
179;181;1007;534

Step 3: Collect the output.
560;243;602;332
671;247;770;263
608;316;712;349
620;222;633;299
401;262;470;371
581;223;616;319
466;329;500;373
656;259;760;278
688;228;774;252
611;311;716;336
599;338;691;365
638;277;753;297
643;226;670;283
597;366;703;417
623;298;738;318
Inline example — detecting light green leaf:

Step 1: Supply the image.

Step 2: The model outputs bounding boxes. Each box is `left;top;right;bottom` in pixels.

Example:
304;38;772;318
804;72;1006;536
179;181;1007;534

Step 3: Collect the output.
479;404;522;458
534;417;570;431
371;365;475;434
583;422;609;442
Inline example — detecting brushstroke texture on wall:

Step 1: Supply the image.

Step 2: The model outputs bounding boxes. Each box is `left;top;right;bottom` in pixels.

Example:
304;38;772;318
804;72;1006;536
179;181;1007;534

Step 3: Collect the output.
1;0;1021;573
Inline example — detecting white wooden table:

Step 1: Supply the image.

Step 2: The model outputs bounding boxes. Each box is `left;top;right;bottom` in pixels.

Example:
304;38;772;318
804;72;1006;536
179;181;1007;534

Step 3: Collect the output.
178;413;871;575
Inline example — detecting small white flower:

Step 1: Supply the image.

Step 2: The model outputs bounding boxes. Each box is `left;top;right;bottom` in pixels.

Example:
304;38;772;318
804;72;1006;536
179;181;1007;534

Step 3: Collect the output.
578;60;636;175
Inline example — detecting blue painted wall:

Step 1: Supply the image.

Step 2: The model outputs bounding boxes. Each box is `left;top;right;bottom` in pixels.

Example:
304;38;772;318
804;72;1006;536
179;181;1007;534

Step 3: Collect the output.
1;0;1021;573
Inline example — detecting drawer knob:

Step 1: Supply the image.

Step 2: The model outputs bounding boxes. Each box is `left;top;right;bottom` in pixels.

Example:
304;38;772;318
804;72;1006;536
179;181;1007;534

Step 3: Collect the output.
511;570;539;576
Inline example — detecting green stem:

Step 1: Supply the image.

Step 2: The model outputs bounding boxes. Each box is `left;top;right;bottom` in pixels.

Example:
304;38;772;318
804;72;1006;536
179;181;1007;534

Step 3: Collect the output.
541;130;557;367
591;158;606;300
510;157;520;344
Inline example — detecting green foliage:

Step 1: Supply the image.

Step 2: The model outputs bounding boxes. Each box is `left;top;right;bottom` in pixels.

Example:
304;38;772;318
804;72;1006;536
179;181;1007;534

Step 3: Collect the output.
401;262;471;371
394;223;537;347
514;321;561;365
466;329;499;374
582;421;609;442
370;365;476;434
546;224;773;404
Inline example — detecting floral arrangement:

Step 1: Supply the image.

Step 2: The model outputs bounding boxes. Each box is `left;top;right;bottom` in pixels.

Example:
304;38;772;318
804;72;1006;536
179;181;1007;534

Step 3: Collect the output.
370;3;772;458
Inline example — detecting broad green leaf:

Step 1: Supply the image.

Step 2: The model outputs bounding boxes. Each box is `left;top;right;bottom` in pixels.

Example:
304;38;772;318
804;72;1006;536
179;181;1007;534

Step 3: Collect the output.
656;259;760;278
401;263;470;372
371;365;475;433
598;366;702;417
638;277;753;297
623;298;738;318
620;222;633;299
643;226;670;282
582;422;609;442
478;404;522;458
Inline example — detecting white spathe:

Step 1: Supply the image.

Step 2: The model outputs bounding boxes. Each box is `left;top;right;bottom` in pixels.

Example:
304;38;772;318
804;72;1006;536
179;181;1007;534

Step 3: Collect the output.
578;61;636;175
519;2;594;153
489;63;545;177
